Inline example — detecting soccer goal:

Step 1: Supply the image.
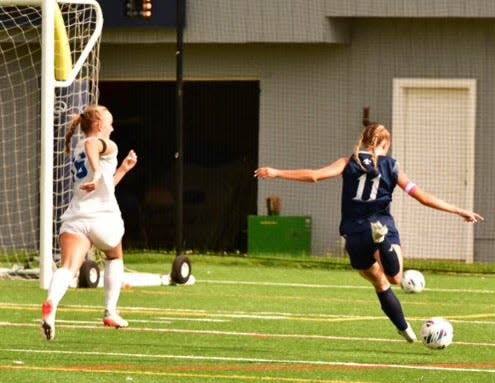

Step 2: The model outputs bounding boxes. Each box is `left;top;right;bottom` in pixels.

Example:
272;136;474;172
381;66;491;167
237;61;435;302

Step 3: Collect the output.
0;0;103;288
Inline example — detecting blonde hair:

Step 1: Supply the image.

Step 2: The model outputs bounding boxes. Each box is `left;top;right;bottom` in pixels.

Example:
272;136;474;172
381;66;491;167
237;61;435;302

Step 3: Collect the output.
65;104;108;156
353;123;390;171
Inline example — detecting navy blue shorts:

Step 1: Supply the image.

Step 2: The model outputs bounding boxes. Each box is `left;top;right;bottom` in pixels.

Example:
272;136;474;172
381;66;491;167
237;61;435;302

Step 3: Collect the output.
343;226;401;271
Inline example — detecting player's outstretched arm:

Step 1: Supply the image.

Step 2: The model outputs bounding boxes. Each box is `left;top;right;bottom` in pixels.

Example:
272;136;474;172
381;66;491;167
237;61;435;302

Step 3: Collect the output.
398;172;483;223
255;157;349;183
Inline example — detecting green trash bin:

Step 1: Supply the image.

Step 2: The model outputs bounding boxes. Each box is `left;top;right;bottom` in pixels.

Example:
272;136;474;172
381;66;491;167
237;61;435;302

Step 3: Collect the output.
248;215;312;255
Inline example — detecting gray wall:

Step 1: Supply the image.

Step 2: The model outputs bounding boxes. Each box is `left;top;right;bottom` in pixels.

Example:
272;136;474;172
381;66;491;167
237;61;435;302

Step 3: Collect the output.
99;3;495;261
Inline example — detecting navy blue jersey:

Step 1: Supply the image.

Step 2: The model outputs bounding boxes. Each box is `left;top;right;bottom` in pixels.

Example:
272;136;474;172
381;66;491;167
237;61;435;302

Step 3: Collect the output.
339;152;399;235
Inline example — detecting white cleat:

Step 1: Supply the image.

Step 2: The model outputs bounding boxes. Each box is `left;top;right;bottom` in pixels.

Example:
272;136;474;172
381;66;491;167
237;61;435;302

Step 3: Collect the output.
398;322;417;343
371;221;388;243
103;311;128;329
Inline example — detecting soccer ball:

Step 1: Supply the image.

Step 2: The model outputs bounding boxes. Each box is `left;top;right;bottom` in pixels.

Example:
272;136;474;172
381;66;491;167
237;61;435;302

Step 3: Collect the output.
421;317;454;349
401;269;425;293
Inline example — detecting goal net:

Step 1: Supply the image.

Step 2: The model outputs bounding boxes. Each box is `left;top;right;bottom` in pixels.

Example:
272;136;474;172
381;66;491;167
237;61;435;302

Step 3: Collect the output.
0;0;102;287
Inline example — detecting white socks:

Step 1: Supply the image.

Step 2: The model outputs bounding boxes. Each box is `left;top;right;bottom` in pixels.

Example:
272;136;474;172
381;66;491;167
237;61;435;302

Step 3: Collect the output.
45;268;74;322
104;259;124;315
47;268;74;306
45;259;124;320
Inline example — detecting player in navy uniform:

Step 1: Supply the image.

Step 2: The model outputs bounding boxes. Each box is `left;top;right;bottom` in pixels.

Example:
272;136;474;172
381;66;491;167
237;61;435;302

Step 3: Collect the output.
255;123;482;342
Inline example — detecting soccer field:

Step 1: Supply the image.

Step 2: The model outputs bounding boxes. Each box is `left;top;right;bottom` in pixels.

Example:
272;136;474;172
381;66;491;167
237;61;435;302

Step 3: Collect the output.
0;255;494;383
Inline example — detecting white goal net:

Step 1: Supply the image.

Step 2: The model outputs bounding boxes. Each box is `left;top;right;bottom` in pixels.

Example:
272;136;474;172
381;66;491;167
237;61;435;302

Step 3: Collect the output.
0;0;102;286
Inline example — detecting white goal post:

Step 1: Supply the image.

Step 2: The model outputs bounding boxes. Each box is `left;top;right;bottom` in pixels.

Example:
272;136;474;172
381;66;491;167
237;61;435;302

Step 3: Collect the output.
0;0;103;288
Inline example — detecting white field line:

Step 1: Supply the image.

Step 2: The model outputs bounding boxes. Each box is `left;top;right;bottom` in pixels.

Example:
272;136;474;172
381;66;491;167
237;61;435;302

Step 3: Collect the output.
199;279;495;294
1;320;495;348
2;347;495;374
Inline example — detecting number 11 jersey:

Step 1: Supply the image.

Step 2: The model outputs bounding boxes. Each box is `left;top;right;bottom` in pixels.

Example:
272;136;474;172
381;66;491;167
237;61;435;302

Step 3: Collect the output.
339;151;400;236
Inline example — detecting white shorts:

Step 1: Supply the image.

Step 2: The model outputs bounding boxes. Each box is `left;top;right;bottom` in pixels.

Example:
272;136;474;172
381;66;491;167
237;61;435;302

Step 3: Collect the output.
60;213;125;251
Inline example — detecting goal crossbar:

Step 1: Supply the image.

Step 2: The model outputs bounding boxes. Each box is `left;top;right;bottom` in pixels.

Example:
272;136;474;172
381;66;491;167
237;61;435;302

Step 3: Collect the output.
0;0;103;87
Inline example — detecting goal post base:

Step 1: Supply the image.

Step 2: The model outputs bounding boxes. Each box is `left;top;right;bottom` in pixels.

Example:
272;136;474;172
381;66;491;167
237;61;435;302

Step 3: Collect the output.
69;272;197;288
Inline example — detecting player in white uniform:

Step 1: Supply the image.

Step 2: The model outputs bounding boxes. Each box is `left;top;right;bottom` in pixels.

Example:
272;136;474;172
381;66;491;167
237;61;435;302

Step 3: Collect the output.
41;105;138;341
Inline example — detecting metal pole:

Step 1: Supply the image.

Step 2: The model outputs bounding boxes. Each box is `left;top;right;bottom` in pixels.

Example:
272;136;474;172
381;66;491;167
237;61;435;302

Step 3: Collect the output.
175;0;185;255
39;0;55;289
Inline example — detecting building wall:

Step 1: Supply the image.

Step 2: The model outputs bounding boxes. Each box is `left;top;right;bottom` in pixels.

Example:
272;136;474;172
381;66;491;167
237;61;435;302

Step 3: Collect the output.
100;11;495;260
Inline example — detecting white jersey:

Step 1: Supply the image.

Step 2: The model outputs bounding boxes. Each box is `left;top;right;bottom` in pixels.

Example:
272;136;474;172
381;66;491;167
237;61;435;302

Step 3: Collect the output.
61;138;121;220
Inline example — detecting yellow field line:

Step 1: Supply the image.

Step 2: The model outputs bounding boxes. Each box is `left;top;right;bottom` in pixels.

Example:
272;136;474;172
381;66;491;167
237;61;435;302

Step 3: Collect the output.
0;302;494;324
0;364;371;383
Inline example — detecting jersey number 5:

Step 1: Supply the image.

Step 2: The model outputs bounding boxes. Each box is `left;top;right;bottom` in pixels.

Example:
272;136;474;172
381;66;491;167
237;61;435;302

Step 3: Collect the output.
72;153;88;181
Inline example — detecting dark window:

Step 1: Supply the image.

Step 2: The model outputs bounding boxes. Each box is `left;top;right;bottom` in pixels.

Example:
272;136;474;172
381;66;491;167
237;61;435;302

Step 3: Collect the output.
99;80;259;252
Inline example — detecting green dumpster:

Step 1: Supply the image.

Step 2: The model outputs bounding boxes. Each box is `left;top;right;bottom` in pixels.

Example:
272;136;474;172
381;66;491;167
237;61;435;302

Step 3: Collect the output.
248;215;312;255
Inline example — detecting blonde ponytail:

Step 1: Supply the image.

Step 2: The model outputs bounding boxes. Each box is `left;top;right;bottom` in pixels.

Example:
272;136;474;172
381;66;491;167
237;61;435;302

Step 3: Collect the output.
64;105;108;156
65;114;82;156
353;136;365;171
354;123;390;172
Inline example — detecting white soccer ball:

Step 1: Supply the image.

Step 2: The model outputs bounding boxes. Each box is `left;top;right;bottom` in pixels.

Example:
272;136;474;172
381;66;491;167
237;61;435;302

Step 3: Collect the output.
401;269;425;293
421;317;454;349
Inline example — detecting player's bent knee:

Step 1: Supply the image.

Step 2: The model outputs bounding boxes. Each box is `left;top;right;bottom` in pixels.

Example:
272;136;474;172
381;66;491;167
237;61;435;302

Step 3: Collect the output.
387;274;401;285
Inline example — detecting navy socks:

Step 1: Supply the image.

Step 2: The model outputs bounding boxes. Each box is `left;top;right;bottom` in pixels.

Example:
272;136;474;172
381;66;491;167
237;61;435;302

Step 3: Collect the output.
376;287;407;330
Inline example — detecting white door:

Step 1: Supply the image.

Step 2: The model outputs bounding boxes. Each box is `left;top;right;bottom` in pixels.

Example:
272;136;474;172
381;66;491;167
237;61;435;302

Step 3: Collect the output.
392;79;476;262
